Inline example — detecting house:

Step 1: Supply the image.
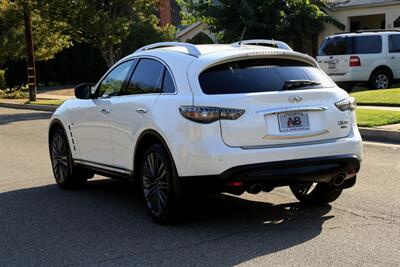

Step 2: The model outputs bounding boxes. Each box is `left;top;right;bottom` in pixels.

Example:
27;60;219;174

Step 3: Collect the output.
320;0;400;45
159;0;217;44
159;0;400;55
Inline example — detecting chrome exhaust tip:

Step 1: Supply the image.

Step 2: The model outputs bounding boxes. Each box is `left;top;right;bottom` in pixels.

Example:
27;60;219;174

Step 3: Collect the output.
332;174;345;186
247;183;262;194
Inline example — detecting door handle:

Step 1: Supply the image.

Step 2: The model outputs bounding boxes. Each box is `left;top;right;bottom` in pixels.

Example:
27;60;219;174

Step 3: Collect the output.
101;108;111;115
136;108;148;114
390;56;395;60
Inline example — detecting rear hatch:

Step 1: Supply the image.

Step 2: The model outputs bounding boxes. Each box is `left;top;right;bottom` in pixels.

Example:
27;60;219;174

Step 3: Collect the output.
194;57;352;147
317;35;352;75
317;35;383;76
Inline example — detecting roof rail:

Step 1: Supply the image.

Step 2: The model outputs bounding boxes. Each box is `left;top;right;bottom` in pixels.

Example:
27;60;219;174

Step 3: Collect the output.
134;42;202;57
356;29;400;33
333;31;353;35
334;29;400;35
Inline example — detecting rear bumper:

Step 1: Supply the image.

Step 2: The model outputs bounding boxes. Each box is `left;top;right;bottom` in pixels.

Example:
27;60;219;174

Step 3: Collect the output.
328;68;371;82
179;154;361;191
219;154;360;184
172;124;362;177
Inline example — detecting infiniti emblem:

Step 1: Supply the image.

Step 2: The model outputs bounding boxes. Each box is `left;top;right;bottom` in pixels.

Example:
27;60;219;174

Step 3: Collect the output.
289;95;302;103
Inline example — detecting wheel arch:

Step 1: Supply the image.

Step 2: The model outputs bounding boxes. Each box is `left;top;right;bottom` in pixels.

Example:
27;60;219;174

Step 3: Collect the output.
48;119;75;156
48;119;67;145
369;65;394;81
133;129;176;177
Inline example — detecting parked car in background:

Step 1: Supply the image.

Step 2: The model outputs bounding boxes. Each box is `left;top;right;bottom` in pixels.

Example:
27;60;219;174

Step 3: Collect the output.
49;41;362;224
317;30;400;91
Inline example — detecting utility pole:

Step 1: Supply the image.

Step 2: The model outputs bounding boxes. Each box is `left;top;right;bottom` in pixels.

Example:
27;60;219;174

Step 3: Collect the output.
23;0;36;101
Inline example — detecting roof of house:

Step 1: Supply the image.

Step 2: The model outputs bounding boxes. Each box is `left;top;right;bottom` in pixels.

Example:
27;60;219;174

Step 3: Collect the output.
327;0;400;9
176;21;204;38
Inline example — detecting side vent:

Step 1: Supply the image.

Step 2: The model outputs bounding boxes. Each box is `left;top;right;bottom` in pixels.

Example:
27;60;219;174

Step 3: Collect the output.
68;125;77;151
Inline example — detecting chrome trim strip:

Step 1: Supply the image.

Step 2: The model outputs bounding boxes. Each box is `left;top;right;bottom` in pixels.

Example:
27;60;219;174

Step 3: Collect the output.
263;129;330;140
74;159;132;175
257;105;329;116
241;136;348;150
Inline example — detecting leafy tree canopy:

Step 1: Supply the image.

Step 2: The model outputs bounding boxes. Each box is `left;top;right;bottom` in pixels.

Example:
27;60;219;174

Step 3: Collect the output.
39;0;177;67
177;0;344;46
0;0;72;65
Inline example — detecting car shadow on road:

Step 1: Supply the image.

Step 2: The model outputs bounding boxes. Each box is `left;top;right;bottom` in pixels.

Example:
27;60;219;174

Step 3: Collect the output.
0;179;333;266
0;112;52;125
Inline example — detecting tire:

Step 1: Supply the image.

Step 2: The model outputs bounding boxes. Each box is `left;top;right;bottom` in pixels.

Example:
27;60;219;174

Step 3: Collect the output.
336;82;354;93
50;128;88;189
368;69;392;89
289;182;343;205
140;144;179;224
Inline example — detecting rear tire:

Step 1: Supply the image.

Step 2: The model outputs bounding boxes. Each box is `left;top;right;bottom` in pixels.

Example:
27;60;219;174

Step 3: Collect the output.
50;128;89;189
290;182;342;205
368;69;392;89
140;144;180;224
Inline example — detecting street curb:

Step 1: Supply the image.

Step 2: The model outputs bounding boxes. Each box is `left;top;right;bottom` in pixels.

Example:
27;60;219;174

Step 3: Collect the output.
358;103;400;107
0;102;57;112
359;127;400;144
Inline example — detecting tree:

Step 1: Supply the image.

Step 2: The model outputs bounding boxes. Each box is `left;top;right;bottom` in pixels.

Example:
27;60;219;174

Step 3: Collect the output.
177;0;344;49
0;0;72;66
40;0;177;67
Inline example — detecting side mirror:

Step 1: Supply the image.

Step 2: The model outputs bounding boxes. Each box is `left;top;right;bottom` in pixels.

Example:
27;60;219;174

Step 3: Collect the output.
74;83;93;99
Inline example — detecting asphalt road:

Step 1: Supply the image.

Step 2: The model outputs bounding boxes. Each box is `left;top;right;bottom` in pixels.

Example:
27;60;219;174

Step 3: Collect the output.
0;107;399;267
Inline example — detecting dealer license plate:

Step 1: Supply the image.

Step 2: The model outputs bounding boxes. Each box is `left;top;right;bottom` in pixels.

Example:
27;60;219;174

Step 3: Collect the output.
278;112;310;132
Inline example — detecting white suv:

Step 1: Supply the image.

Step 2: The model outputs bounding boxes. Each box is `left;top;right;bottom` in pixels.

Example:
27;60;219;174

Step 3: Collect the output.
317;30;400;91
48;41;362;224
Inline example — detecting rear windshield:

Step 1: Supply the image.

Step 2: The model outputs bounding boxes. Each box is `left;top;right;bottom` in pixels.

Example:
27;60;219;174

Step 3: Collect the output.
317;35;382;56
198;58;333;95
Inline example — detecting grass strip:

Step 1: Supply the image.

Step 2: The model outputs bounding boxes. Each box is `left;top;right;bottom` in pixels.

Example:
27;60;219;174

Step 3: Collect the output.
356;109;400;127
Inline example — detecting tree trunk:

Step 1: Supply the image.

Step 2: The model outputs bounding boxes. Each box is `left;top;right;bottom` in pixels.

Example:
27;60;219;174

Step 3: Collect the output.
100;44;117;68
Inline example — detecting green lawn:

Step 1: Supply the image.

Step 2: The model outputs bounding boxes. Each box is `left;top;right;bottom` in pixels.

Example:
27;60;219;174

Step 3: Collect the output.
350;88;400;106
356;109;400;127
27;99;64;106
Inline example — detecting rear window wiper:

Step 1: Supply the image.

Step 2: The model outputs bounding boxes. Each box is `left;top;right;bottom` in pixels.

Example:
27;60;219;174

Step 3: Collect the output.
283;80;321;90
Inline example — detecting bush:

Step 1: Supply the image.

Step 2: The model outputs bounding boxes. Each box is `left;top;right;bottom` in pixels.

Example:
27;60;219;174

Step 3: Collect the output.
0;86;28;99
0;69;6;89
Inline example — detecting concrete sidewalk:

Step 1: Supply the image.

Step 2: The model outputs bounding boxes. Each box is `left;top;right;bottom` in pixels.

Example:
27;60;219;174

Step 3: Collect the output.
358;105;400;111
37;93;74;100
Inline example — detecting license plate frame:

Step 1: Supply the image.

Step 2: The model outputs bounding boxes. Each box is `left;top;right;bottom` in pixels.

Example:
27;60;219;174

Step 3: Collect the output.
328;62;336;69
278;112;310;132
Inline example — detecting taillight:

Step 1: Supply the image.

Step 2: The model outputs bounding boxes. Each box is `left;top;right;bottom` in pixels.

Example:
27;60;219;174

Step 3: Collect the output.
179;106;245;123
349;56;361;67
335;97;356;111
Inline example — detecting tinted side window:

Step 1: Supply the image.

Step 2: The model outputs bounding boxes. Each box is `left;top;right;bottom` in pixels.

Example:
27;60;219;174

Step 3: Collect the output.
318;35;382;56
126;59;164;95
162;69;176;93
97;60;133;98
389;35;400;53
353;36;382;54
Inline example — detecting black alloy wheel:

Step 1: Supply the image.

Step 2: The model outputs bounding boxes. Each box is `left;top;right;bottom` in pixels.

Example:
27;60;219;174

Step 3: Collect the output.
140;144;179;224
50;128;88;189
